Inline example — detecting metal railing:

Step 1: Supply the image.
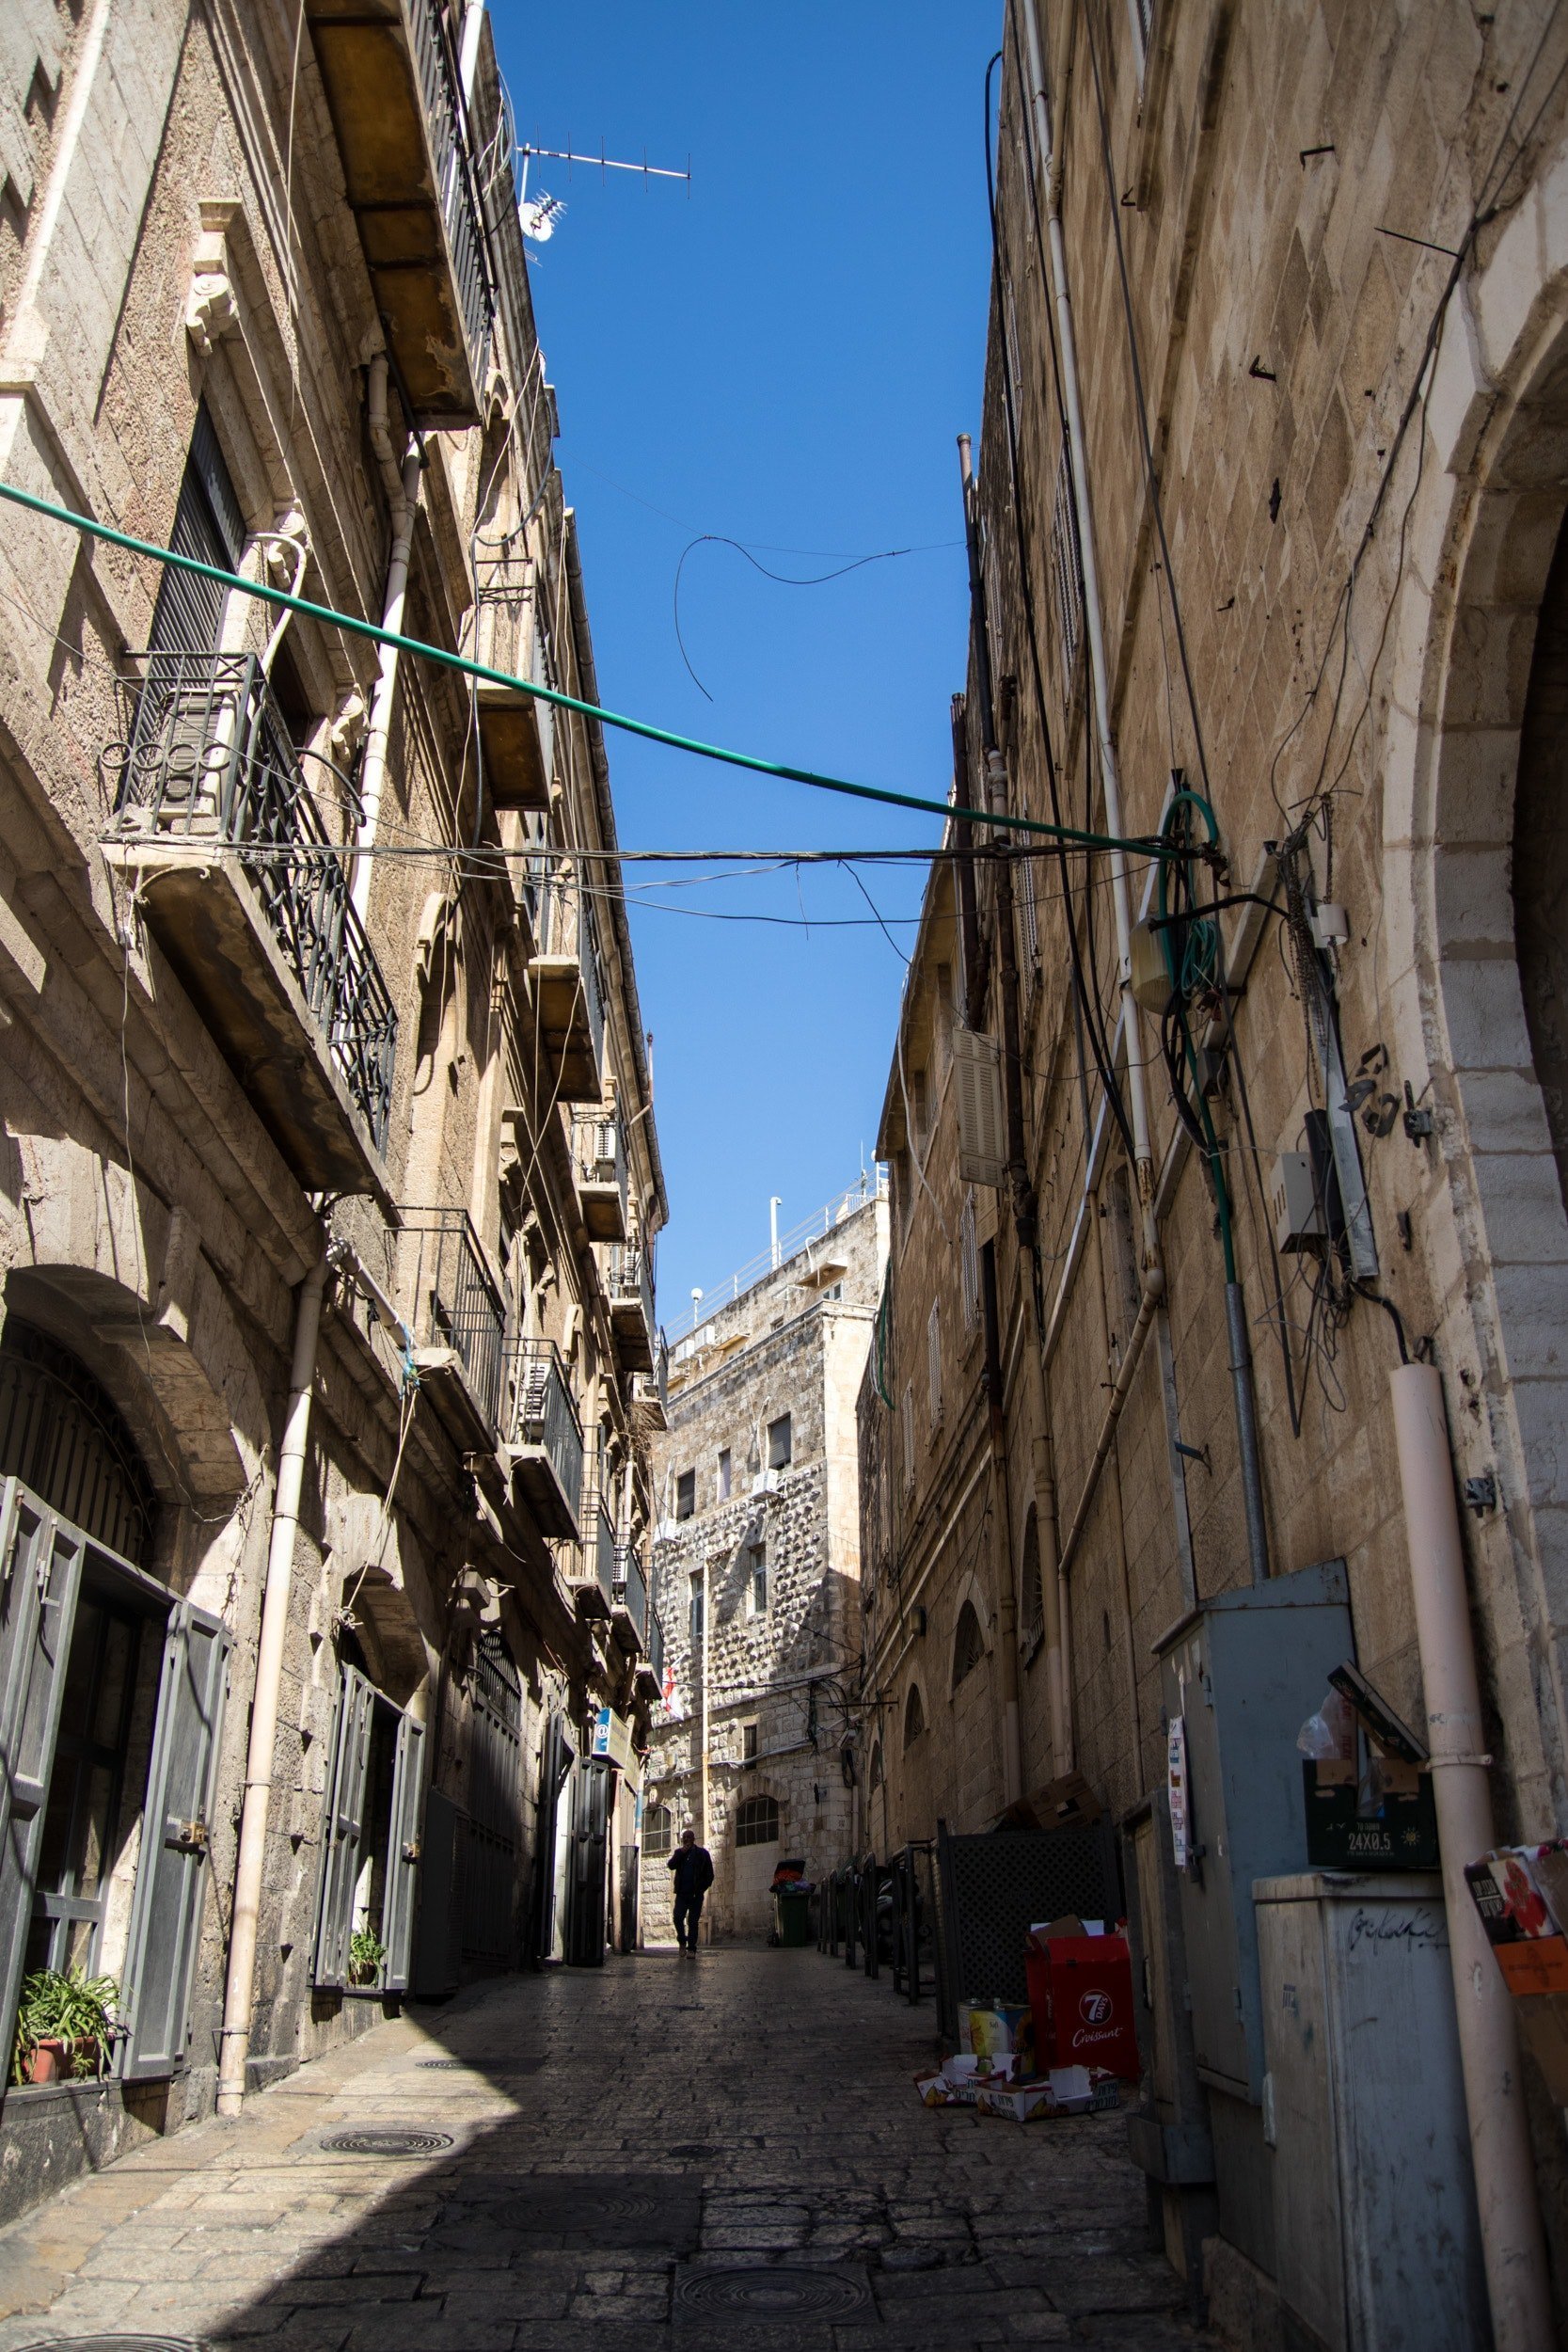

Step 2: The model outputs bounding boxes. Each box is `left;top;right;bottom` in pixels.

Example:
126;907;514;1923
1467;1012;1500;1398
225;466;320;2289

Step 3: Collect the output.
574;1438;616;1608
613;1541;647;1645
610;1241;655;1333
574;1109;627;1219
109;653;398;1152
535;875;606;1079
407;0;495;382
666;1169;887;1347
401;1208;506;1433
508;1338;584;1523
647;1609;664;1691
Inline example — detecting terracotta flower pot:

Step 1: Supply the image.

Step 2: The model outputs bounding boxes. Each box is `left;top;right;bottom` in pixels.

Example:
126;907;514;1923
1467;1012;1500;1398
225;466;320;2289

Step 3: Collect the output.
22;2036;100;2085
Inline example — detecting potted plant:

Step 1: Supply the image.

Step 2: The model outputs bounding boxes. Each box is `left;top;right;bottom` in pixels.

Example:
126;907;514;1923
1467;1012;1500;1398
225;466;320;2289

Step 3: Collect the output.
347;1928;387;1989
11;1965;121;2086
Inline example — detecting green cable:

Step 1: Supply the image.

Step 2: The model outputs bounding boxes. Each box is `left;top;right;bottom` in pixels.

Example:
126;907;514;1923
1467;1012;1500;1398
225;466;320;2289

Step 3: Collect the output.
0;475;1178;862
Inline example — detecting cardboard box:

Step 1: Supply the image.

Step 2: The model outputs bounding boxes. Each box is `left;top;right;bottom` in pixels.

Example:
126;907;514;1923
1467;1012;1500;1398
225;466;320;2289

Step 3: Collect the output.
1025;1929;1140;2079
1301;1758;1439;1870
963;2004;1035;2070
1466;1847;1568;2106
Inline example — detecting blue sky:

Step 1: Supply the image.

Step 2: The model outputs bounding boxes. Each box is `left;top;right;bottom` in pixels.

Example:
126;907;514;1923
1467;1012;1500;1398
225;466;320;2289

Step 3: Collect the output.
490;3;995;1322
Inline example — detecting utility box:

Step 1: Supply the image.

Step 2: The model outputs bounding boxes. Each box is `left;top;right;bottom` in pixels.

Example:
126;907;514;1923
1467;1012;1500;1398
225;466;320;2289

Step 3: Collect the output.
1256;1871;1485;2351
1155;1560;1353;2103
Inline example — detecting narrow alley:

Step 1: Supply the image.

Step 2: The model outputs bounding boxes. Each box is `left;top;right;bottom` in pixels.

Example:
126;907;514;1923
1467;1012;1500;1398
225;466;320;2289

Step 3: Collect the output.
0;1951;1208;2352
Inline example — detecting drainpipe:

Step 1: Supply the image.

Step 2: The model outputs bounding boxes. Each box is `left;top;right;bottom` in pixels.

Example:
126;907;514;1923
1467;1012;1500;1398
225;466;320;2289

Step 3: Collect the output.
1388;1364;1553;2352
981;1242;1023;1804
216;1250;329;2116
352;354;423;922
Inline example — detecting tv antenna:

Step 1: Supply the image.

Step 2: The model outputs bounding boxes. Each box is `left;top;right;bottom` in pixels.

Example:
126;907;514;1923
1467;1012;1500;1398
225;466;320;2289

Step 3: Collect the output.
517;141;691;243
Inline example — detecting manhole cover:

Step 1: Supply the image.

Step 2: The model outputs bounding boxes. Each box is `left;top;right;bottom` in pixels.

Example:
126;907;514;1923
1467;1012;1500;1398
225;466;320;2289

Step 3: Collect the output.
522;2184;658;2222
670;2141;716;2157
418;2058;467;2070
677;2266;869;2321
321;2129;453;2155
17;2340;213;2351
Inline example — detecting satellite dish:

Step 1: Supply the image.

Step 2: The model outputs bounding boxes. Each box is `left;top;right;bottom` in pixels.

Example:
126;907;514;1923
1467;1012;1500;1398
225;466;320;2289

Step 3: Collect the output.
519;190;564;242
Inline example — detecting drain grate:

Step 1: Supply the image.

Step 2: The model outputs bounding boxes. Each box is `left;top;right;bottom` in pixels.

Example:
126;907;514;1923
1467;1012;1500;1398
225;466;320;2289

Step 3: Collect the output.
418;2058;467;2070
676;2266;870;2322
17;2339;214;2352
321;2128;453;2155
670;2141;717;2157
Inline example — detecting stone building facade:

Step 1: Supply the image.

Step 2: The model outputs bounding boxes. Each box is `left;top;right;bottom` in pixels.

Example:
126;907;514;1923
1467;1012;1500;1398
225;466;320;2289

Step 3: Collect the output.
862;3;1568;2343
641;1184;886;1943
0;0;663;2223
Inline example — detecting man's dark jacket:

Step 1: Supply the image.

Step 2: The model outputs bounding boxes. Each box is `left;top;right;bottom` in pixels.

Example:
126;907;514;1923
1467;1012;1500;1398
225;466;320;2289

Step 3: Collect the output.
668;1843;715;1900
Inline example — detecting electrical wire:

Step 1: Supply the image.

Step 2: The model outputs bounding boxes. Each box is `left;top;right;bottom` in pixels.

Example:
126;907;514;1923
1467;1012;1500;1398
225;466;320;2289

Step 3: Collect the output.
673;534;945;702
0;478;1177;862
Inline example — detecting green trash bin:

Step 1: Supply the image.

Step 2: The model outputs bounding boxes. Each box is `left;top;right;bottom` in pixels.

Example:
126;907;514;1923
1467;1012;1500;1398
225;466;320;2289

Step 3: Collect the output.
775;1888;812;1947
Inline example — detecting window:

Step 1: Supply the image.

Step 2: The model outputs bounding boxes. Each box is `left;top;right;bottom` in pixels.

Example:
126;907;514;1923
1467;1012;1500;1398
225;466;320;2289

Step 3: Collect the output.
313;1664;425;1997
675;1469;696;1521
689;1572;705;1645
927;1301;942;1425
717;1448;731;1502
824;1280;844;1302
952;1600;985;1690
1050;435;1084;683
960;1192;981;1331
742;1722;758;1765
644;1804;673;1858
746;1542;768;1615
736;1793;780;1847
903;1683;927;1751
900;1383;914;1490
1020;1507;1045;1651
148;402;246;657
869;1741;884;1790
768;1413;792;1470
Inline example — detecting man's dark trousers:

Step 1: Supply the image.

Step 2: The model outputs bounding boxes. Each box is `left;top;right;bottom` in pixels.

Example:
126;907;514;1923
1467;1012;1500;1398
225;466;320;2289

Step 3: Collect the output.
673;1891;705;1950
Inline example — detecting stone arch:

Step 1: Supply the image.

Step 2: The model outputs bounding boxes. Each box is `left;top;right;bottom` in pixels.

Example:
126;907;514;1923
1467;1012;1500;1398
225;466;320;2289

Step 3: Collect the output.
951;1598;986;1692
903;1679;927;1751
1381;152;1568;1827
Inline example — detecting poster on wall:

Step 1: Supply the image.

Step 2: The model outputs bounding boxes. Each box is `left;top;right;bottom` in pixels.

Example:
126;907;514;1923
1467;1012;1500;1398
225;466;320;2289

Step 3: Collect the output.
1167;1714;1190;1870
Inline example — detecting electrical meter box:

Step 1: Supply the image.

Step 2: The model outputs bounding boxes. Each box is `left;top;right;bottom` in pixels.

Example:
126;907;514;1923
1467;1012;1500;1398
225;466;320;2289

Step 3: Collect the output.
1155;1559;1353;2104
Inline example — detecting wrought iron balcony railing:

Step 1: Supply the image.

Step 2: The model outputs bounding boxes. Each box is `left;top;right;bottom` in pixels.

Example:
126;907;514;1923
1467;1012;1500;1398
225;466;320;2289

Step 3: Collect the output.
534;874;607;1081
613;1541;648;1647
573;1108;628;1242
108;652;397;1156
507;1337;584;1538
408;0;494;383
567;1436;616;1613
610;1242;656;1332
402;1207;506;1437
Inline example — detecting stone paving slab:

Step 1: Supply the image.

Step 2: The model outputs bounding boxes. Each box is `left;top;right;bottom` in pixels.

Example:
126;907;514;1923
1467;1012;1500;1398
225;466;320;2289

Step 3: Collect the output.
0;1947;1216;2351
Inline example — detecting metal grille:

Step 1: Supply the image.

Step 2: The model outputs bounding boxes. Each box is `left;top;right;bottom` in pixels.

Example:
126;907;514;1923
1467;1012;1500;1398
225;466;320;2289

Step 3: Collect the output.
0;1322;156;1564
935;1820;1119;2024
107;653;397;1151
614;1540;648;1643
535;876;607;1075
321;2129;453;2155
676;2266;869;2320
508;1337;584;1520
401;1206;507;1433
407;0;495;377
459;1630;523;1964
1050;437;1084;682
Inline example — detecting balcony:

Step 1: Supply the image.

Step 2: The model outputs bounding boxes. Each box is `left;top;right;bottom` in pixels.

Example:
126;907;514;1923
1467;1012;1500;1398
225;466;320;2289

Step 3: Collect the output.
103;654;397;1206
612;1540;647;1655
574;1110;628;1244
472;556;553;812
502;1339;582;1541
565;1440;616;1620
305;0;493;425
527;878;605;1103
608;1242;656;1375
631;1335;670;1432
635;1610;664;1705
401;1208;504;1449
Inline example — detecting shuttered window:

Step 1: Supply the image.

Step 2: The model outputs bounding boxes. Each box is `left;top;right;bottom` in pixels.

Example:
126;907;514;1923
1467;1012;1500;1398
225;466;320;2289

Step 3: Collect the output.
312;1664;425;1994
960;1192;981;1330
147;403;246;656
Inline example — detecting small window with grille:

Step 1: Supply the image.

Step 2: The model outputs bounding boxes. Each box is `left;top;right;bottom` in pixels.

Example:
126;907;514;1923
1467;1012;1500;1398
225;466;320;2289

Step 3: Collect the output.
952;1600;985;1690
736;1794;779;1847
746;1542;768;1615
676;1469;696;1520
1050;437;1084;683
644;1804;673;1857
768;1413;792;1470
960;1192;981;1331
742;1722;758;1765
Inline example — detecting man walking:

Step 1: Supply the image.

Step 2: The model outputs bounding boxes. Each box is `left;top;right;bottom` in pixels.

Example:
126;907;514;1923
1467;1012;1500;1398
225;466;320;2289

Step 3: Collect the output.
668;1827;714;1952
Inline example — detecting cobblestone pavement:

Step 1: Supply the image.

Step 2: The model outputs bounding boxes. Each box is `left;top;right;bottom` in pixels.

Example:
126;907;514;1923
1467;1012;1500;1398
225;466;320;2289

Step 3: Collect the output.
0;1947;1216;2351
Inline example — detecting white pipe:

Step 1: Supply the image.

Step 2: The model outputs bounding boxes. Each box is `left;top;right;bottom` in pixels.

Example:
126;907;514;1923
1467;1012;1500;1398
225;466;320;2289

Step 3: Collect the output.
1388;1363;1552;2352
1020;0;1155;1244
216;1251;329;2115
352;355;422;921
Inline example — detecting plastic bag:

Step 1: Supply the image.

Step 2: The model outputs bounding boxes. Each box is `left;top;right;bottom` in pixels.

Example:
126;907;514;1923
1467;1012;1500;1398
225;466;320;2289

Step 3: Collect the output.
1296;1688;1354;1760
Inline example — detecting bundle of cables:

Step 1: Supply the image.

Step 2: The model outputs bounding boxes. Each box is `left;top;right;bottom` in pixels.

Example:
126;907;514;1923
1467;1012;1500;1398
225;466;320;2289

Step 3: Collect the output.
1154;790;1239;1279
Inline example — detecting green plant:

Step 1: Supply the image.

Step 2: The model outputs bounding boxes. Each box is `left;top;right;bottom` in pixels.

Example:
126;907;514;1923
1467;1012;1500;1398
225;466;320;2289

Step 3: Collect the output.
347;1929;387;1988
11;1964;120;2083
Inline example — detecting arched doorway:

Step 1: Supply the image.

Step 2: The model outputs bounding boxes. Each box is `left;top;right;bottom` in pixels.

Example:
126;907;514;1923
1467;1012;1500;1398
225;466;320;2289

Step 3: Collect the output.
0;1320;229;2082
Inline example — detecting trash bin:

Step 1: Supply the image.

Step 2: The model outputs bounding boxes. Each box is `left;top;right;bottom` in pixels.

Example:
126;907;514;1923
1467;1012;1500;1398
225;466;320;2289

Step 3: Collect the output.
775;1888;812;1947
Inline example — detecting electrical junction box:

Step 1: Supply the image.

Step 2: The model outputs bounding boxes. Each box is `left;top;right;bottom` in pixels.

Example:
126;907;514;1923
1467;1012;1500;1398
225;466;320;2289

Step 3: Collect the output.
1130;916;1170;1014
1272;1152;1326;1253
1155;1559;1354;2105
